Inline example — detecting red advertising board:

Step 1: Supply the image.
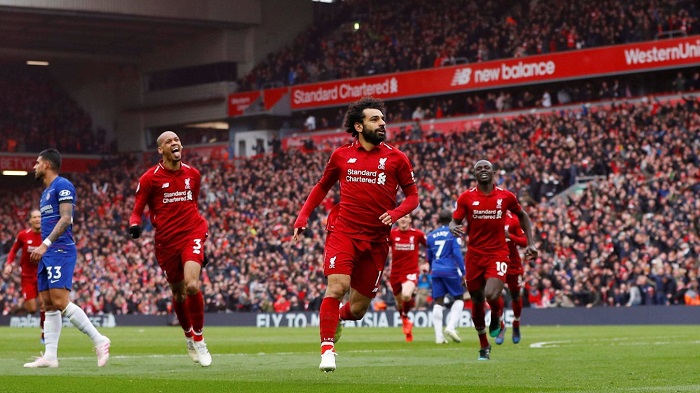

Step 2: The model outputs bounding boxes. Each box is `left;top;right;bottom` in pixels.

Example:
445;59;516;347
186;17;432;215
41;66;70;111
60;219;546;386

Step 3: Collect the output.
0;154;101;173
228;91;261;116
263;87;288;110
289;35;700;109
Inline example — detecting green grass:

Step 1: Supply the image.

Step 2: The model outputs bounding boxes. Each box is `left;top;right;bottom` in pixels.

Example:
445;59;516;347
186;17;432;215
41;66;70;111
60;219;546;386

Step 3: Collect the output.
0;325;698;393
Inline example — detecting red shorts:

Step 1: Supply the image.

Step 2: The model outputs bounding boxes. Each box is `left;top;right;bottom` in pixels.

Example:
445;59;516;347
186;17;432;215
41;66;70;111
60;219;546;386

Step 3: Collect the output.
505;273;522;296
155;221;208;284
465;251;509;292
21;276;38;301
390;272;419;297
324;231;389;298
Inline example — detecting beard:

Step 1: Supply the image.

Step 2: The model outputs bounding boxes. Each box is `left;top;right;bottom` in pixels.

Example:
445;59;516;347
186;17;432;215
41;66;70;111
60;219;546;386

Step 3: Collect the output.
361;127;386;146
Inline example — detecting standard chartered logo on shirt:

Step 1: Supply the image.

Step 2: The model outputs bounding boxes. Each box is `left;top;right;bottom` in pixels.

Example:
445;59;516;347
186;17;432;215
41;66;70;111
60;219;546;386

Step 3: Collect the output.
162;190;192;203
472;209;502;219
346;168;386;185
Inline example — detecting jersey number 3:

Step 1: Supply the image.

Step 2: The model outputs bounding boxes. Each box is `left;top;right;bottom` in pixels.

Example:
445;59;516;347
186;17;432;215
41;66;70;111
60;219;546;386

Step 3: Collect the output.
193;239;202;255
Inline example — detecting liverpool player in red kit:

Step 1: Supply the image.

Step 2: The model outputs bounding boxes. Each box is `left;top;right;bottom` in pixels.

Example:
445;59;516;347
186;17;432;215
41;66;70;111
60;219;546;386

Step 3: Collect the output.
3;209;45;342
293;97;419;372
129;131;212;367
450;160;538;361
496;211;528;345
389;214;426;342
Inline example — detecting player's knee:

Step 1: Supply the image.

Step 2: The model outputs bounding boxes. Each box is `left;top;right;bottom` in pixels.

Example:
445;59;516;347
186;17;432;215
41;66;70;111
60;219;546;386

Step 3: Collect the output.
325;284;348;299
185;281;201;295
172;291;187;303
485;291;500;302
351;303;369;319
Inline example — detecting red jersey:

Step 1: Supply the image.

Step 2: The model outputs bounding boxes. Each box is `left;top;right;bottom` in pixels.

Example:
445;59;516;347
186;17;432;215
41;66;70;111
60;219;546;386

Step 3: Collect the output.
6;228;42;279
453;186;522;257
505;211;527;275
389;227;426;281
296;141;416;242
129;161;207;244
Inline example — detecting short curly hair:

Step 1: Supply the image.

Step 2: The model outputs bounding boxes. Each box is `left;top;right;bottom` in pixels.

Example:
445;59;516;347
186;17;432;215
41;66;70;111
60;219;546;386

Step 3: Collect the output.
343;97;385;138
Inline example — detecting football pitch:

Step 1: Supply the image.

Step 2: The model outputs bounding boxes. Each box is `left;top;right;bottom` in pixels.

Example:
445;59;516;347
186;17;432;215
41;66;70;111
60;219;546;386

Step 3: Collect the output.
0;325;698;393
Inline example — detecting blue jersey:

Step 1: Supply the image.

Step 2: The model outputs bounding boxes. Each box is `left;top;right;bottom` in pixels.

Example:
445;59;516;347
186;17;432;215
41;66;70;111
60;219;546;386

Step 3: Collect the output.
426;225;464;278
39;176;76;251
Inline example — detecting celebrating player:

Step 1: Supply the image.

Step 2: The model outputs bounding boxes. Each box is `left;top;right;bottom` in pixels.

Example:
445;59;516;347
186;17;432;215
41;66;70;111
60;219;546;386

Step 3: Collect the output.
293;97;419;372
426;210;466;344
3;209;45;343
450;160;537;360
496;211;528;345
129;131;212;367
24;148;111;368
388;214;426;342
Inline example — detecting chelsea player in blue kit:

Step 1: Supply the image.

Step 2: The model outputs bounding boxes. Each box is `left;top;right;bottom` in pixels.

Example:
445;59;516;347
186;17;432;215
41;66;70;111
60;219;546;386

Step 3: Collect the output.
426;210;466;344
24;148;111;368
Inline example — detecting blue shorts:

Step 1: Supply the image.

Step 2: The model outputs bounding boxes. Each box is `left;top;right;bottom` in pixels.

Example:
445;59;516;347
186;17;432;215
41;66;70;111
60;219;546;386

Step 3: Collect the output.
37;251;76;292
431;276;465;299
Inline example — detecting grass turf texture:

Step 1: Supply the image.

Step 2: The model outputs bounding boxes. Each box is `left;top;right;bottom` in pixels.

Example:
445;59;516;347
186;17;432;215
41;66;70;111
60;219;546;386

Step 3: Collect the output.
0;325;698;393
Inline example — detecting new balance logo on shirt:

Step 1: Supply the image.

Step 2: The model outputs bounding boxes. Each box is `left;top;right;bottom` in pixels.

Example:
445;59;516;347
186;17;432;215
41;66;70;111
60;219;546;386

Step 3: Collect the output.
347;158;357;163
162;183;170;188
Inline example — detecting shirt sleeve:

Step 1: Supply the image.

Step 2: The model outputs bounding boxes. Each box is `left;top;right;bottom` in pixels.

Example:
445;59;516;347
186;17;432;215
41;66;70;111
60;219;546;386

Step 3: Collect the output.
294;151;340;228
129;171;152;227
193;168;202;205
396;151;416;189
56;179;76;205
419;230;427;246
6;233;22;266
509;223;528;247
506;191;522;214
453;192;468;221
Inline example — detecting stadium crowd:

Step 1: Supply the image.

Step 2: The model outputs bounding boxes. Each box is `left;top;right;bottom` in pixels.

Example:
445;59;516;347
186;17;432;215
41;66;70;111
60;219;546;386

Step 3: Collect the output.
0;64;115;155
1;95;698;316
237;0;699;91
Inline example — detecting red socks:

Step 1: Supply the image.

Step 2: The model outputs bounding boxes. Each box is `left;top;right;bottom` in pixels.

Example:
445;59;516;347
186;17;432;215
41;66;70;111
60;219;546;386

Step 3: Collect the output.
339;302;361;321
471;300;486;331
401;297;414;316
173;297;192;338
188;292;205;341
320;297;341;347
487;296;504;322
512;297;522;328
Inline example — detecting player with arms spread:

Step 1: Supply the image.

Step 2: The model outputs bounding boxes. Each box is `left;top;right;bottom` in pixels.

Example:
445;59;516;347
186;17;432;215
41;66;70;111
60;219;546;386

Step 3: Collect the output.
450;160;538;360
24;148;111;369
3;209;45;343
388;214;426;342
293;97;419;372
129;131;212;367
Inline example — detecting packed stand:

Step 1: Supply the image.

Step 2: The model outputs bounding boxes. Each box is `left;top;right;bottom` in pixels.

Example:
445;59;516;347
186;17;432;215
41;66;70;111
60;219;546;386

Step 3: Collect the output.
0;64;113;154
238;0;699;91
1;97;699;315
